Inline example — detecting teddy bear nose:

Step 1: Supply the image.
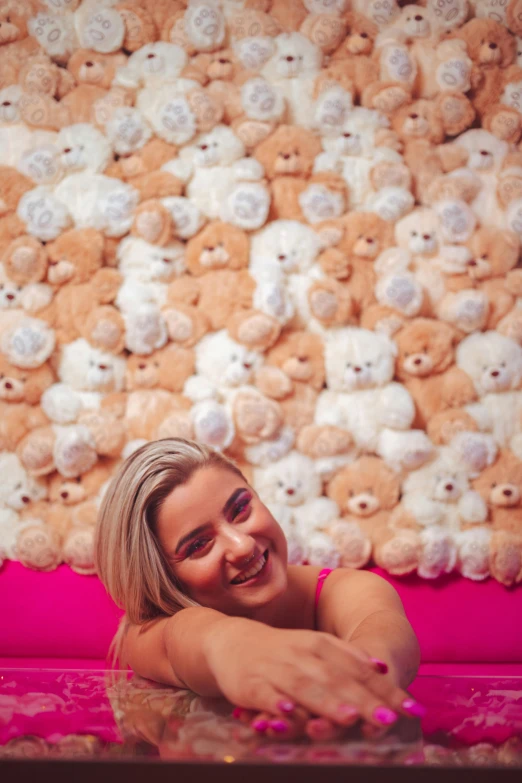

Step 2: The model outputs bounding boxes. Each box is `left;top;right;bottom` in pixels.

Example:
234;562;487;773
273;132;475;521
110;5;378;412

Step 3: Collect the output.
409;113;418;119
468;259;477;266
366;237;374;243
286;488;295;495
218;58;227;64
61;491;69;499
21;496;30;504
423;234;430;240
414;358;422;365
353;366;362;373
147;53;155;58
243;362;252;369
98;364;108;370
480;150;489;156
343;132;351;137
138;363;146;369
503;488;513;496
286;55;294;62
490;370;500;377
63;148;72;153
359;502;367;509
85;61;94;67
415;14;423;20
282;153;291;159
489;42;497;49
2;101;11;106
445;483;454;492
6;293;14;300
278;254;286;260
360;32;368;38
4;381;12;389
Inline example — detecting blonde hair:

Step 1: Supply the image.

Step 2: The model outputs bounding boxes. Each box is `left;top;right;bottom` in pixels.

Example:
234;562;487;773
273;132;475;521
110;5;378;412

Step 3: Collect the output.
95;437;244;666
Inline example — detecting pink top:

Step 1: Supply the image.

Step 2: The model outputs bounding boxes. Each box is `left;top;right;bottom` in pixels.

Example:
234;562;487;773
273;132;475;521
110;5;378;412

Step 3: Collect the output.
314;567;333;626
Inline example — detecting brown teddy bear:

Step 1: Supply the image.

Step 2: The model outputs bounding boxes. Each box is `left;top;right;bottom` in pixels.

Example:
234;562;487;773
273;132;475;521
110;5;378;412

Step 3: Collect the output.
0;167;34;256
116;1;158;52
0;0;40;89
105;137;183;201
254;125;323;220
185;221;250;276
326;455;404;570
0;355;53;451
256;330;325;433
391;96;475;203
17;53;75;131
308;212;395;324
472;449;522;586
168;268;255;332
162;276;210;348
451;18;517;115
394;318;477;430
125;343;195;394
437;228;522;337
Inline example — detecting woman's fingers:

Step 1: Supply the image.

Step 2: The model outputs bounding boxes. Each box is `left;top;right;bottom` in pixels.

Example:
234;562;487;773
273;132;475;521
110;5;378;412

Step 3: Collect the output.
305;717;347;742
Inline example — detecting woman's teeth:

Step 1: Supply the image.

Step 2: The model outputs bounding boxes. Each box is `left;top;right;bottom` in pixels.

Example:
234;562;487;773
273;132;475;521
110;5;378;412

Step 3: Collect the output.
232;551;268;584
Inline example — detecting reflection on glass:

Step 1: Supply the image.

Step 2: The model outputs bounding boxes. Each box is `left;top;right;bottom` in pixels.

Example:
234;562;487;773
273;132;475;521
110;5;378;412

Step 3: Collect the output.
0;671;521;767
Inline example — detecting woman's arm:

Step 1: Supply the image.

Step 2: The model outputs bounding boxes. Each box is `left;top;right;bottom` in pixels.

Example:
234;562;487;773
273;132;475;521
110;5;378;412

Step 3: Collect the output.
317;569;421;689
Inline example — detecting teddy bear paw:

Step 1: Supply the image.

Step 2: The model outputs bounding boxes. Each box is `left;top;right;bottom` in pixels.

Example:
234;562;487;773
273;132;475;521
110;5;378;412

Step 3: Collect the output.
164;197;204;239
234;36;275;70
418;528;457;579
254;282;294;324
2;319;56;370
192;400;235;450
436;58;470;93
455;528;491;581
19;145;63;187
370;187;414;223
428;0;467;29
314;87;352;135
305;532;341;569
106;107;152;156
185;3;226;51
329;520;372;569
233;390;282;444
99;184;140;237
18;187;71;242
16;524;62;573
221;183;270;230
124;306;168;355
53;426;98;479
376;531;420;575
371;85;411;114
436;200;476;244
241;78;283;121
450;291;489;333
490;533;522;587
79;9;125;54
299;184;344;224
28;15;73;58
376;272;423;316
157;96;197;145
62;528;96;575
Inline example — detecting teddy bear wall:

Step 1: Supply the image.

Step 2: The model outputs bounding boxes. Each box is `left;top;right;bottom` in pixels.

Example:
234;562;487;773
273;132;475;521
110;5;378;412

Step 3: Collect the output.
2;0;522;587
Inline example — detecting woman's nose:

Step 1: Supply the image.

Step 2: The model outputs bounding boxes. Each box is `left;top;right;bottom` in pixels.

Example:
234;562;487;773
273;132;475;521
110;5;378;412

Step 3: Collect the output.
221;527;255;561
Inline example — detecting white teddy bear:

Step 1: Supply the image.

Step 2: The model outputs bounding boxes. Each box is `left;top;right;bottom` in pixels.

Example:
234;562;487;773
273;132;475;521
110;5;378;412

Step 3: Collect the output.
164;124;270;230
253;451;341;568
113;42;188;90
249;220;324;327
0;266;53;318
388;446;490;580
0;452;47;512
456;331;522;459
17;186;72;241
260;32;323;129
41;337;126;425
56;123;113;175
313;327;434;472
105;107;153;157
184;330;288;455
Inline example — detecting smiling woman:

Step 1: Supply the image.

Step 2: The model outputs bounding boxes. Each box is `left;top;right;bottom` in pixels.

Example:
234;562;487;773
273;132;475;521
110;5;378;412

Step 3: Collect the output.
95;437;422;741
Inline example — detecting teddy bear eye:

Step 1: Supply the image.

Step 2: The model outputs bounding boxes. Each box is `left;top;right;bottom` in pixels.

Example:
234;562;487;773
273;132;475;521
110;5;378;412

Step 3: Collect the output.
491;482;497;488
346;362;351;368
348;490;354;497
411;231;417;237
76;476;82;483
0;284;3;290
17;286;22;291
501;362;506;367
404;352;409;357
277;480;284;488
481;254;488;259
365;361;372;367
15;482;22;490
231;353;238;361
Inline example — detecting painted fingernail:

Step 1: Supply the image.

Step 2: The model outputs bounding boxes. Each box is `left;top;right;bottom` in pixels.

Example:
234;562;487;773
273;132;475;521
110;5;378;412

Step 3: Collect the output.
370;658;389;674
232;707;243;719
338;704;359;718
402;699;427;718
269;719;288;733
374;707;398;725
252;719;269;732
277;700;295;713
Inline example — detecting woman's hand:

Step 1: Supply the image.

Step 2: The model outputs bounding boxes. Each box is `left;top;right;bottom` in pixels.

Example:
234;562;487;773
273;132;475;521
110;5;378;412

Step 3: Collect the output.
204;619;422;730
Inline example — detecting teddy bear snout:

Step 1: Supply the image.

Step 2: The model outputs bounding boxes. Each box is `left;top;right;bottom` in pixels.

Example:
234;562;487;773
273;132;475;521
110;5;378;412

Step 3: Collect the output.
138;363;146;370
4;381;12;389
21;495;30;504
61;491;68;499
489;43;498;50
286;487;295;495
491;483;520;506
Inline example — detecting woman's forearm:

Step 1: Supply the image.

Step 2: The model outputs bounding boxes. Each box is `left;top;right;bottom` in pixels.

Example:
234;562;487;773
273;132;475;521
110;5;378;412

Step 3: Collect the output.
346;609;421;689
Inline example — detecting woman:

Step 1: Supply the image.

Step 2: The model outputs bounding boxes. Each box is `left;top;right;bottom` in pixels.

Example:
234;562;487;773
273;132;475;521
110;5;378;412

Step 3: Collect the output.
95;438;424;741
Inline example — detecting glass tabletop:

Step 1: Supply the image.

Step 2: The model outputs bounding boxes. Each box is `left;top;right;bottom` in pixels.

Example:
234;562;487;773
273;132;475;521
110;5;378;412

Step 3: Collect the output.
0;669;521;767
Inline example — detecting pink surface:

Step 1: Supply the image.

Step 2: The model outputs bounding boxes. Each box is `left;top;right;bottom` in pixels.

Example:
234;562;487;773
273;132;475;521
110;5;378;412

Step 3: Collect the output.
1;560;521;663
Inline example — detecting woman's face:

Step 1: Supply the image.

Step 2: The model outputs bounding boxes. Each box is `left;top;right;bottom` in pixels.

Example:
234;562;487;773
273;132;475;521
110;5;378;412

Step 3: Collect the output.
156;466;288;617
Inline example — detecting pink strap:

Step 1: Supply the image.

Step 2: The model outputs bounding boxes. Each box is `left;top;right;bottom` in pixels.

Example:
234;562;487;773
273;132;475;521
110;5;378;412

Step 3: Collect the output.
315;568;333;610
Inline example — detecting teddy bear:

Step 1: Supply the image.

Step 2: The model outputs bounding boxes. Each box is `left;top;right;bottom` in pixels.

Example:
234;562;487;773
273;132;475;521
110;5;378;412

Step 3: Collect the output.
252;450;341;567
0;259;53;318
0;0;40;89
308;326;434;473
472;449;522;586
326;455;403;570
1;236;49;294
0;451;48;515
0;354;54;451
16;183;73;242
436;227;522;338
164;124;271;231
307;211;395;327
455;331;522;458
107;136;184;202
451;18;517;114
183;329;286;456
394;318;478;430
161;276;210;349
256;330;325;436
0;166;37;254
299;0;348;56
15;52;78;132
380;446;489;580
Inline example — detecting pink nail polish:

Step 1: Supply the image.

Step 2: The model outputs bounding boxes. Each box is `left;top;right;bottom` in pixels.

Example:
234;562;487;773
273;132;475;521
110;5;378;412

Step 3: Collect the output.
232;707;243;719
269;719;288;733
402;699;427;718
370;658;389;674
252;719;269;732
277;700;295;713
374;707;398;725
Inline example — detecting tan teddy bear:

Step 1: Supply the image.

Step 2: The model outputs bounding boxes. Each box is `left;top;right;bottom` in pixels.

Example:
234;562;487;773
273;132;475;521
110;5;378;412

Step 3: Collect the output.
472;449;522;586
162;276;210;348
451;18;517;116
116;1;158;52
105;137;183;201
308;212;395;324
40;228;125;353
185;221;250;276
394;318;477;430
327;455;404;570
0;0;40;89
0;167;34;256
1;235;48;286
0;355;53;451
437;227;522;338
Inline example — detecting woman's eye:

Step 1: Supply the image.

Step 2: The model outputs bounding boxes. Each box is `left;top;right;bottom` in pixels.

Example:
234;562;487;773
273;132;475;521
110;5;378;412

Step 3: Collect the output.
232;497;251;519
187;537;211;557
